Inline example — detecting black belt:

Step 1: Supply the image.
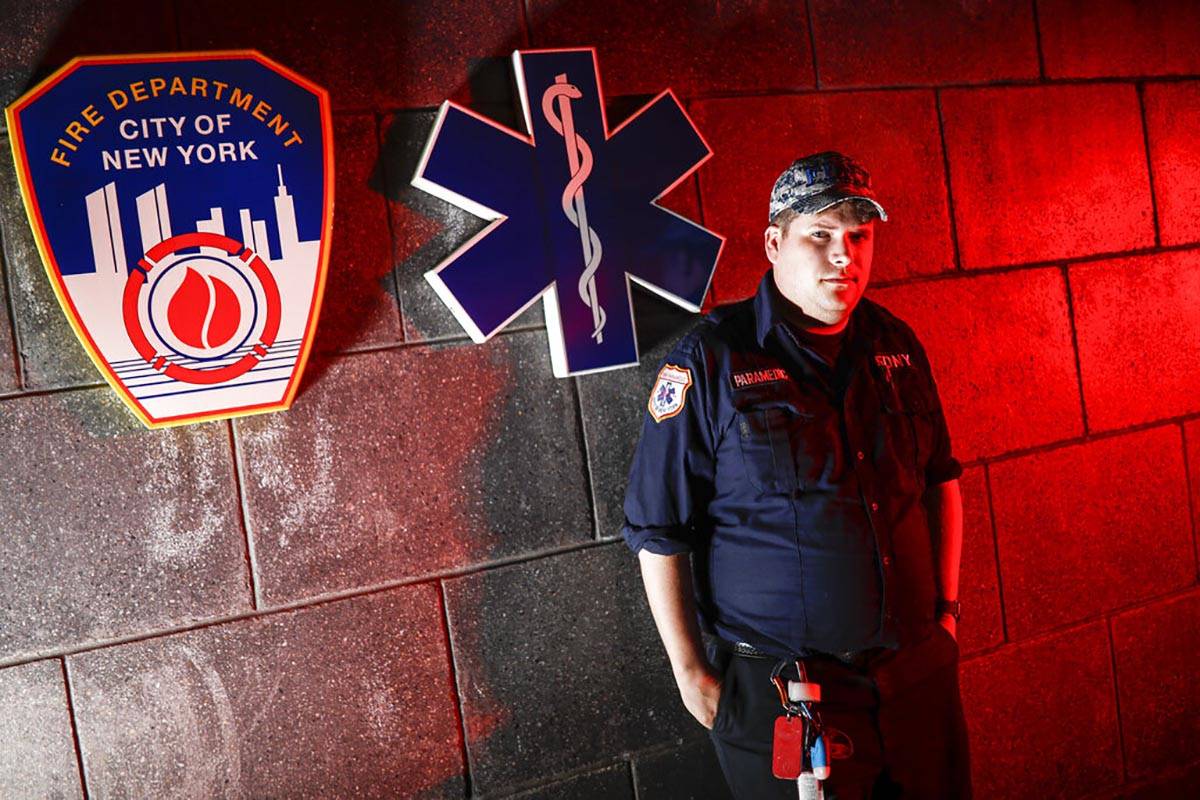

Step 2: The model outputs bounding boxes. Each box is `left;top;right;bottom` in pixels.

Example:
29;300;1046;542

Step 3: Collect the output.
720;637;880;670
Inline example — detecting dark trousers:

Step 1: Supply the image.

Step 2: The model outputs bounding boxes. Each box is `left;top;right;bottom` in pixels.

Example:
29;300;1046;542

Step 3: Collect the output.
706;625;972;799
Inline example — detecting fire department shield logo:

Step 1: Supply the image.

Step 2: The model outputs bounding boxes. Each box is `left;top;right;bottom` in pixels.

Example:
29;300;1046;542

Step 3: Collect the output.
5;51;333;427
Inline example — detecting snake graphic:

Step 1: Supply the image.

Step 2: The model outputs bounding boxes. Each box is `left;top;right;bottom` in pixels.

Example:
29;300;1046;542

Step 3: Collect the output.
542;74;606;344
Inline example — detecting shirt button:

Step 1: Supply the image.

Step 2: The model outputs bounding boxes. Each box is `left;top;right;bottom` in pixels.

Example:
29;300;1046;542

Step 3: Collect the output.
882;556;892;567
870;501;879;511
856;450;865;461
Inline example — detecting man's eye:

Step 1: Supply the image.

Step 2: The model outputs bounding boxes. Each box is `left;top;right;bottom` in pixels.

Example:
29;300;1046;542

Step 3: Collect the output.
810;230;829;239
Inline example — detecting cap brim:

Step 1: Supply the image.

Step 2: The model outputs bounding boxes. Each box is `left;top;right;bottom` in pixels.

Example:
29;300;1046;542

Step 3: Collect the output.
809;192;888;222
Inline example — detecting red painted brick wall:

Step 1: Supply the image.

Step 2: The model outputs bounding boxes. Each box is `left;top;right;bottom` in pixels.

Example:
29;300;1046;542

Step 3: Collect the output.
1;2;1198;798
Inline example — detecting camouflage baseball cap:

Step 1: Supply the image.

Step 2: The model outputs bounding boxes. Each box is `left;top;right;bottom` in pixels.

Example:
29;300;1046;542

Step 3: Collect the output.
768;151;888;223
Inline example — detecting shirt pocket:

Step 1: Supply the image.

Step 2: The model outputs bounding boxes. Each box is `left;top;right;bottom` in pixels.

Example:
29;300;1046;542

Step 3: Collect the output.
735;401;813;495
880;387;934;488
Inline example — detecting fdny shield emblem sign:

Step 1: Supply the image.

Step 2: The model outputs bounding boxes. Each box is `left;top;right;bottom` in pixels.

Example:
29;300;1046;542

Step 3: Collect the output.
413;48;723;377
5;51;332;427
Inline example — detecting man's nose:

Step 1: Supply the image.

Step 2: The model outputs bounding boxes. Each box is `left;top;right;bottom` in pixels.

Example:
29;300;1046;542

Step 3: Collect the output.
829;234;850;267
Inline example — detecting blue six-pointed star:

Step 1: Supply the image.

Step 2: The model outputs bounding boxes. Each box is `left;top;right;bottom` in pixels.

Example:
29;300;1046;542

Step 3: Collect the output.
413;48;723;376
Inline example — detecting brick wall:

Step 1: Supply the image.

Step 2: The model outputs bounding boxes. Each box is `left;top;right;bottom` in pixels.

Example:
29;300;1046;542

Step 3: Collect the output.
1;1;1198;797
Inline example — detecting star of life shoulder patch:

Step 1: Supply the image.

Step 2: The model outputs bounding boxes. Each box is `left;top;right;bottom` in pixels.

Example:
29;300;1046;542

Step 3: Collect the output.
648;364;693;422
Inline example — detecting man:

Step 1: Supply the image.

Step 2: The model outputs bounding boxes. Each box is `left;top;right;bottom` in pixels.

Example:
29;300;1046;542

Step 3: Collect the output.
622;152;971;798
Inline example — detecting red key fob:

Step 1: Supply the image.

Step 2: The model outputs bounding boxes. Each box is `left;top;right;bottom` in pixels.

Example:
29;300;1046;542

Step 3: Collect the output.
772;714;805;779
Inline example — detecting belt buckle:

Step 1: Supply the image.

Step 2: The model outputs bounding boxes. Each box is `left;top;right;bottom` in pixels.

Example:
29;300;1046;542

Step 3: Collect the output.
834;649;865;668
732;640;772;658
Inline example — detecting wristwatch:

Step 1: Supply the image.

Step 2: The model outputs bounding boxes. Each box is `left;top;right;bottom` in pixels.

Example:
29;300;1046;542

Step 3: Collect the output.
936;599;961;622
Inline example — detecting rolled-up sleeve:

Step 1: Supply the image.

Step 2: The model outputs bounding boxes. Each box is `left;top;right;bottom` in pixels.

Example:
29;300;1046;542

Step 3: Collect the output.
621;335;715;555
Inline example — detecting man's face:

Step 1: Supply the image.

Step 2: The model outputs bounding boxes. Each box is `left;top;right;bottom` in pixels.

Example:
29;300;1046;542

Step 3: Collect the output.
764;203;876;326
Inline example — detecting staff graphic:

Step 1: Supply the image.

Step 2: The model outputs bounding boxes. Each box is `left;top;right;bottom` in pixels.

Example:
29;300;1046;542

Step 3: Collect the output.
542;73;606;344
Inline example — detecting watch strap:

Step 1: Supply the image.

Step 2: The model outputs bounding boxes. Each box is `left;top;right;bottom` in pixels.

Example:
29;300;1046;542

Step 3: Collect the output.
936;599;961;621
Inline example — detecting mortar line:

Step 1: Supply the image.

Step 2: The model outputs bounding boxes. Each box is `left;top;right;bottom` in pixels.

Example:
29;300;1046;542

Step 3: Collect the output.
1105;615;1129;784
437;580;473;798
871;236;1200;285
1059;262;1091;435
1135;81;1163;248
645;73;1200;104
496;751;649;798
1030;0;1047;80
983;463;1009;644
804;0;821;89
960;414;1199;471
60;657;92;800
226;419;262;610
519;0;534;47
571;376;601;539
956;583;1200;665
380;73;1200;118
934;88;963;271
1180;423;1200;581
0;537;620;670
372;110;407;343
0;230;23;390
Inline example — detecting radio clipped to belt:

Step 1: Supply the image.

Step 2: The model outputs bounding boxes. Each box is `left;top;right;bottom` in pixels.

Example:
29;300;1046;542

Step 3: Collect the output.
770;660;830;799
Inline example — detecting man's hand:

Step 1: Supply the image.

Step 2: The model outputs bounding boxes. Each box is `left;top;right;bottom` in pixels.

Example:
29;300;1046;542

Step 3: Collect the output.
938;612;957;641
676;666;724;730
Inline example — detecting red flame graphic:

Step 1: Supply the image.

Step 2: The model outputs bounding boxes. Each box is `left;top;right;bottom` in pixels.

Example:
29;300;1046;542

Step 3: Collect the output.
167;267;241;350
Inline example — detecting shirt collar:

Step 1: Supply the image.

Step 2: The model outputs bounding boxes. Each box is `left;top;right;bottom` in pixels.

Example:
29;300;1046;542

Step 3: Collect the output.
752;268;872;361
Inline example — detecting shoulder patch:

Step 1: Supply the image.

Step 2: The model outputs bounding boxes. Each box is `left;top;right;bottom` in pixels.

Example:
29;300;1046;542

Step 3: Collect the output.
648;364;693;422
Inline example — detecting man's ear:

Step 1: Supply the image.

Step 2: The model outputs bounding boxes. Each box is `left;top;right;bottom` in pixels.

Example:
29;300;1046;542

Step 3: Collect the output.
764;225;782;264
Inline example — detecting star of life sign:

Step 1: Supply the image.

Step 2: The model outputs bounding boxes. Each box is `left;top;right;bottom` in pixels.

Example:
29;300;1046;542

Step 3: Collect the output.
413;48;723;376
5;51;332;427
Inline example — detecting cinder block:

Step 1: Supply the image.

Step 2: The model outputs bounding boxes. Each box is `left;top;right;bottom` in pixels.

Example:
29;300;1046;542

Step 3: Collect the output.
0;133;97;389
0;659;83;800
68;586;464;799
178;0;526;110
1145;82;1200;247
809;0;1038;87
0;389;248;662
1111;591;1200;780
957;466;1003;655
940;84;1154;268
634;737;734;800
869;268;1082;461
1038;0;1200;79
576;292;700;540
0;0;175;109
989;426;1193;640
527;0;814;97
506;762;633;799
0;2;68;110
960;621;1120;799
236;330;592;606
1185;419;1200;575
443;544;695;796
0;254;17;392
1071;251;1200;432
314;114;402;353
381;111;543;342
691;91;951;304
1117;760;1200;800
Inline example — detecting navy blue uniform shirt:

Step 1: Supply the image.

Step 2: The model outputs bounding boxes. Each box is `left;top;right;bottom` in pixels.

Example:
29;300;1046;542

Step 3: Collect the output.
622;270;962;658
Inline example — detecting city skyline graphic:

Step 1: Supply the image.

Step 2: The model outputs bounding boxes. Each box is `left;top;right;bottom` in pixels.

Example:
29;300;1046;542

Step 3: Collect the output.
65;165;322;420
